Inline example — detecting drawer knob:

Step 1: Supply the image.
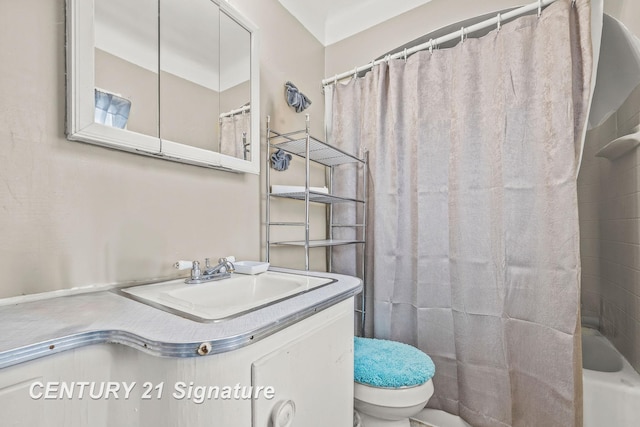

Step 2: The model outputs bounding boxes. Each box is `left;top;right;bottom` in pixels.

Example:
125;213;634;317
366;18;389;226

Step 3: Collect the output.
271;399;295;427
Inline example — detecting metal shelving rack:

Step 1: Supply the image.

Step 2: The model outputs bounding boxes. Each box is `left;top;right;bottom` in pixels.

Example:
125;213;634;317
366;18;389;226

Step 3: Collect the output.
266;115;368;334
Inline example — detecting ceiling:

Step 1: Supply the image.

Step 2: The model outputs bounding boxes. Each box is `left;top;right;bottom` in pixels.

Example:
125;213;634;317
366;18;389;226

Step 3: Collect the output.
277;0;433;46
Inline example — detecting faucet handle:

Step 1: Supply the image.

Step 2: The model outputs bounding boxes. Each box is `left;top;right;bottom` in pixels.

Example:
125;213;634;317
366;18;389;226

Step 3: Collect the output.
174;260;194;270
191;261;201;280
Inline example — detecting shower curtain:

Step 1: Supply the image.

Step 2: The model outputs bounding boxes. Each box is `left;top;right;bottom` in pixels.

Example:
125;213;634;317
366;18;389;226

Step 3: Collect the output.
219;113;251;159
326;0;592;426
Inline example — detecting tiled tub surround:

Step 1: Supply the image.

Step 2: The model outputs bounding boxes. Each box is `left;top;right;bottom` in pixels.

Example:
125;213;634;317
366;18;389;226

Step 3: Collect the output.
578;83;640;372
0;269;360;426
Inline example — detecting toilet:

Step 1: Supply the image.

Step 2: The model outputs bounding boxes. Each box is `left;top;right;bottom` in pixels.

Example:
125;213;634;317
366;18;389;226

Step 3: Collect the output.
353;337;435;427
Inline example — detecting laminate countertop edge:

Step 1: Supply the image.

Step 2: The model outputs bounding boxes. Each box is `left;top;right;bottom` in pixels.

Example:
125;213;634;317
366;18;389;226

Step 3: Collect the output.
0;268;362;369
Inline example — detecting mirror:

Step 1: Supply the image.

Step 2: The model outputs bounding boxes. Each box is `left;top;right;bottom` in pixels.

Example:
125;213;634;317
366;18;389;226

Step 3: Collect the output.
219;11;252;161
159;0;219;151
94;0;159;137
66;0;260;174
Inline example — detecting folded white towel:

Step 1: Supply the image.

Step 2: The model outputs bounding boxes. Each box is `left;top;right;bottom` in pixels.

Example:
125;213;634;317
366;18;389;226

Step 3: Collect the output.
271;185;329;194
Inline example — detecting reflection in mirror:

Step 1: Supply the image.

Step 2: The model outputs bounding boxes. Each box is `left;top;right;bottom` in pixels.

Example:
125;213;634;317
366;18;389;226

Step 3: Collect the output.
160;0;220;151
94;89;131;129
219;104;251;160
94;0;159;137
219;11;252;160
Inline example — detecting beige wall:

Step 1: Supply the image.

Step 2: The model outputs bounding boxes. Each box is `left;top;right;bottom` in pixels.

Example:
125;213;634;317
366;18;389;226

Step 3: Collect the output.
0;0;325;299
229;0;329;272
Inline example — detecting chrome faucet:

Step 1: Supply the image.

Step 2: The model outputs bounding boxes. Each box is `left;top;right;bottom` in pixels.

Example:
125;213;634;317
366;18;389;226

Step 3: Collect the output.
174;257;235;284
204;257;235;275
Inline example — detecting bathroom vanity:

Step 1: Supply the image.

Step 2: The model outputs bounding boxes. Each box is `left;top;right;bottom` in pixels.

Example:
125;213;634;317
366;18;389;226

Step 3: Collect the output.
0;268;360;426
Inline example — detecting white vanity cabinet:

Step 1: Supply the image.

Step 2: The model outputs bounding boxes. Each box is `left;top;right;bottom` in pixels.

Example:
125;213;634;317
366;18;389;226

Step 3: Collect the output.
252;302;353;425
0;298;354;426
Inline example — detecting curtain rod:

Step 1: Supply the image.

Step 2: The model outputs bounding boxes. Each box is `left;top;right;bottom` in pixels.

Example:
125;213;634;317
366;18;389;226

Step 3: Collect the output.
219;104;251;119
322;0;563;87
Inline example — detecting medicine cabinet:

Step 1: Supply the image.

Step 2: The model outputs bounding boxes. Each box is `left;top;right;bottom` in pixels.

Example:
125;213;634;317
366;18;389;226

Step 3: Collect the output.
65;0;260;173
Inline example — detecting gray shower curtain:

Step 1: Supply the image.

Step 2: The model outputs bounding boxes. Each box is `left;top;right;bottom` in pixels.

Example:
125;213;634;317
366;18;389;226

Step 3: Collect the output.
327;0;592;426
220;113;251;159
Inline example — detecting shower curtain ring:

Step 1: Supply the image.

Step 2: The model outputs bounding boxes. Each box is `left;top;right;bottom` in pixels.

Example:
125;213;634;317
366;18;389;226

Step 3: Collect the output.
334;74;338;85
429;39;434;54
460;27;465;44
497;13;501;31
538;0;542;17
385;54;391;64
353;67;358;79
403;48;408;62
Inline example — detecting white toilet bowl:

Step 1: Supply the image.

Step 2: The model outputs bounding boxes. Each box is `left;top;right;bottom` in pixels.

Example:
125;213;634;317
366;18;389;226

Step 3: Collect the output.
353;337;436;427
354;379;434;427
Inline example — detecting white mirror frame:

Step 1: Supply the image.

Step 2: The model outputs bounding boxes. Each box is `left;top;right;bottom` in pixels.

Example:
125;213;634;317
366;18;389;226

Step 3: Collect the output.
65;0;260;174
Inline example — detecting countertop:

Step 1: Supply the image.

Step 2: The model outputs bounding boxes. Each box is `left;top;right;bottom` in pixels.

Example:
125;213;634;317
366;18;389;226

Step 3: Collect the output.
0;268;362;369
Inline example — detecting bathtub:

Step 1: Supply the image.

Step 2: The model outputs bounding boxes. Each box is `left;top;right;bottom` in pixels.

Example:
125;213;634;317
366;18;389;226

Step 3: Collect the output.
582;327;640;427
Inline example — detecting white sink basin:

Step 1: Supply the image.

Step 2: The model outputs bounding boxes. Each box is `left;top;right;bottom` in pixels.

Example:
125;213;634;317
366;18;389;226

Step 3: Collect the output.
120;271;334;321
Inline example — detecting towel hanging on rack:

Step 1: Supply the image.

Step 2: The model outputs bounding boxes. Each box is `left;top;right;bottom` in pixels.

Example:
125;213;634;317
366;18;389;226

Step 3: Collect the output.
271;149;292;171
285;81;312;113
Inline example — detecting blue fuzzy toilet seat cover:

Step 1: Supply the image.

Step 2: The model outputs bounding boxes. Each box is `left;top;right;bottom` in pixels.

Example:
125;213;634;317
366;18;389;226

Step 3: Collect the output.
354;337;435;388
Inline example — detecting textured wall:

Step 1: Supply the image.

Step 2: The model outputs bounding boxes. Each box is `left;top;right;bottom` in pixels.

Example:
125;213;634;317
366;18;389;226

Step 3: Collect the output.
229;0;329;272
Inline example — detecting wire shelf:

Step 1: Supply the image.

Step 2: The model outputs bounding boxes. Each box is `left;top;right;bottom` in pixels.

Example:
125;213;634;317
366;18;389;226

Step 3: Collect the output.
270;239;366;247
270;135;364;166
270;191;363;204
